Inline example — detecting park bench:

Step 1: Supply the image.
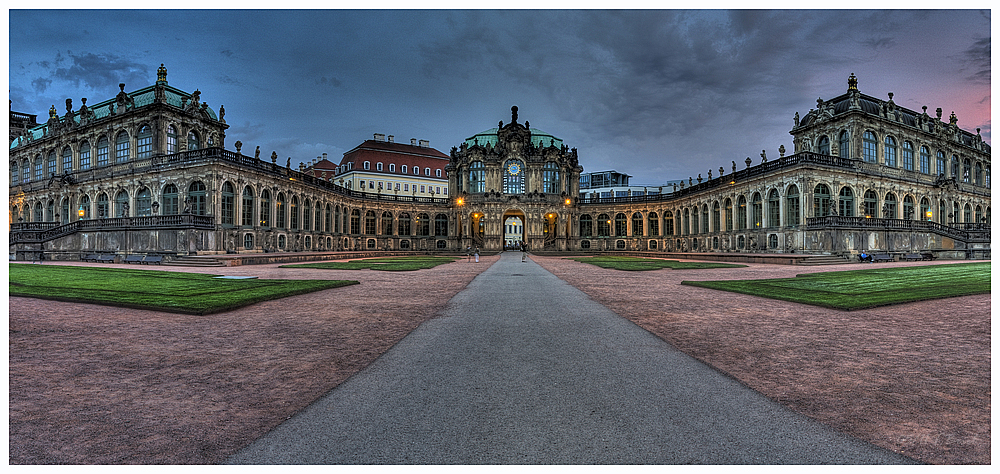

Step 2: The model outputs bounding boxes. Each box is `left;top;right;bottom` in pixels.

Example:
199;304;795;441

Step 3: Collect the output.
141;255;163;265
921;252;936;260
82;254;101;262
903;253;924;261
124;255;145;264
96;254;117;263
872;254;894;263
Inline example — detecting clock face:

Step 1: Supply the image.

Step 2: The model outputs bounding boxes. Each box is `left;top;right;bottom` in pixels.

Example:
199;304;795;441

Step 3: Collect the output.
507;162;521;175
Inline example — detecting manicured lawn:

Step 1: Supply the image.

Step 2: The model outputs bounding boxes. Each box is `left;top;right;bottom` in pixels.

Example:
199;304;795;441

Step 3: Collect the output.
9;264;357;315
568;255;747;271
682;262;990;310
281;256;461;271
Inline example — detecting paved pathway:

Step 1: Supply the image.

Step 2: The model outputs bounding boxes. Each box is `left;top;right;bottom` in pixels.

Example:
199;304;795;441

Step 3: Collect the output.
227;252;916;464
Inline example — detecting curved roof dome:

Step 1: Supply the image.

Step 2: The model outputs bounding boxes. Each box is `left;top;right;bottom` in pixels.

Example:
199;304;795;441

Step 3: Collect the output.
464;127;563;149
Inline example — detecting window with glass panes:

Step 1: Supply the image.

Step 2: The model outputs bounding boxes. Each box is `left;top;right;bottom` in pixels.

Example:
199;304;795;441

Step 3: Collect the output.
920;146;930;174
767;190;780;227
365;210;376;234
97;137;109;167
863;132;878;163
189;181;207;216
579;214;593;237
136;188;152;216
115;131;129;163
221;182;235;225
276;194;286;228
163;184;179;215
290;196;299;229
80;142;91;170
435;214;448;236
839;131;850;158
838;187;854;217
785;186;800;225
648;212;659;236
34;156;43;181
167;126;177;154
242;187;254;226
902;141;914;170
813;184;831;217
47;152;56;176
62;147;72;173
137;125;153;158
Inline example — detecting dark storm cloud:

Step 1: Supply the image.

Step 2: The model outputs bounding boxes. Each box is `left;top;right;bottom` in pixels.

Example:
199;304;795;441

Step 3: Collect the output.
49;51;150;92
961;37;990;84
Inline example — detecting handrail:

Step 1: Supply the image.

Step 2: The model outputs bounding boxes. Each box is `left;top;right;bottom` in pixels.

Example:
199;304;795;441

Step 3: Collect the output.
805;216;990;242
10;214;218;244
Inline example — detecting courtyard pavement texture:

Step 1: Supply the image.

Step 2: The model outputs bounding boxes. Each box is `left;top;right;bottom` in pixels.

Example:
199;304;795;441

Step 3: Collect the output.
9;253;989;464
227;252;914;464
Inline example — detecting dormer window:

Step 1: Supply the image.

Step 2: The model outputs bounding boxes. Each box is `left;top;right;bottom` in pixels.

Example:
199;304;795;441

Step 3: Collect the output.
363;161;370;170
389;163;395;172
435;169;442;177
401;165;408;174
424;167;431;176
376;162;383;171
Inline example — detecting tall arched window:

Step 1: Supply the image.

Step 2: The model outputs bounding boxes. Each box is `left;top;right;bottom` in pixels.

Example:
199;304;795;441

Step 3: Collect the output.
597;213;610;237
381;211;393;235
685;208;693;235
767;190;780;227
543;162;561;194
10;161;18;184
884;193;897;219
936;151;946;176
415;213;430;236
864;190;878;218
167;125;178;154
736;196;747;230
115;131;130;163
701;204;709;233
274;193;285;228
97;193;109;218
900;141;912;171
631;212;643;236
615;213;627;236
919;146;930;174
80;141;91;170
365;210;376;235
886;136;899;167
163;184;179;215
242;186;255;226
290;196;299;230
813;184;831;217
724;198;733;230
34;202;43;222
974;162;984;186
260;190;271;227
838;187;854;217
951;155;959;178
96;136;109;167
188;131;200;150
115;190;130;217
22;159;30;183
34;155;43;181
397;212;410;235
79;194;91;220
920;198;931;221
325;204;332;232
664;211;674;236
648;212;659;236
189;181;207;216
468;161;485;193
963;158;972;182
838;131;850;159
47;151;56;177
62;146;73;173
503;159;525;194
785;185;800;226
46;200;54;222
137;125;153;158
136;188;152;216
903;196;915;220
863;131;878;163
221;182;235;226
963;203;972;223
711;202;721;232
61;198;70;224
350;209;361;234
751;193;763;228
579;214;593;237
435;213;448;236
817;135;830;155
303;199;312;231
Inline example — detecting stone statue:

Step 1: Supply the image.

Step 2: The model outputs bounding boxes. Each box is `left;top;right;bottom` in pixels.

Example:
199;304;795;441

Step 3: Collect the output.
707;170;712;180
219;105;225;122
234;141;242;153
697;174;702;183
732;161;736;173
271;151;277;164
688;177;693;186
286;157;291;168
794;111;799;127
254;146;260;159
745;157;752;168
719;166;725;176
760;150;767;163
779;144;785;157
66;98;73;113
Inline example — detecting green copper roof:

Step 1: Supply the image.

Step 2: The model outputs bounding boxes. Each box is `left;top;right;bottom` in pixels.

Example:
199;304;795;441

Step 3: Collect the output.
464;127;563;149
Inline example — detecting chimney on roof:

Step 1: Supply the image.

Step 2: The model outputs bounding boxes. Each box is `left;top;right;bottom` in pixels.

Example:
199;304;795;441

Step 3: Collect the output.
419;139;429;148
387;135;394;143
322;153;328;162
411;138;418;146
374;133;385;142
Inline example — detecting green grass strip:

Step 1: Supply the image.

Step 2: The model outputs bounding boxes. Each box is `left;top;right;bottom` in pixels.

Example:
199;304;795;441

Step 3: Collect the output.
281;256;461;271
681;262;990;310
9;264;358;315
568;255;746;271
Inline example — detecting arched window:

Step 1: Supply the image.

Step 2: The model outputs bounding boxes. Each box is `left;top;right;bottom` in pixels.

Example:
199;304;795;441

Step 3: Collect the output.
975;205;983;223
902;141;914;171
631;212;643;236
817;135;830;155
415;213;430;236
884;193;897;219
813;184;831;217
401;165;407;174
767;190;780;227
503;159;525;194
97;193;109;219
974;162;984;186
188;131;200;150
34;202;43;222
597;213;610;237
751;193;763;228
115;190;130;217
34;155;43;181
920;146;930;174
920;198;931;221
349;209;360;234
10;161;18;184
189;181;207;216
376;162;383;171
664;211;674;236
424;167;431;176
543;162;561;194
985;166;991;187
115;131;129;163
79;194;91;220
388;163;395;173
785;185;800;226
864;190;878;218
903;196;915;220
167;125;178;154
435;213;448;236
96;136;109;167
136;187;152;216
80;141;91;170
963;203;972;223
163;184;179;215
683;208;691;236
365;210;376;235
468;161;485;193
963;158;972;182
863;131;878;163
397;212;411;235
838;131;850;159
326;204;333;232
724;198;733;230
290;196;299;230
613;213;627;236
137;125;153;158
242;186;255;226
936;151;946;177
303;199;312;231
363;161;370;170
221;182;235;226
260;190;271;227
381;211;393;235
61;198;70;224
21;159;30;183
951;155;959;179
648;212;659;236
47;151;56;177
436;169;442;178
701;205;709;233
838;187;854;217
579;214;593;237
887;136;899;167
62;146;73;173
712;202;721;231
736;196;747;230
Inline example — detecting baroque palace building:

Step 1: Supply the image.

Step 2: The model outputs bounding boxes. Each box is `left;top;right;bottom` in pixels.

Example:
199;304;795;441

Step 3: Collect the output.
8;68;990;261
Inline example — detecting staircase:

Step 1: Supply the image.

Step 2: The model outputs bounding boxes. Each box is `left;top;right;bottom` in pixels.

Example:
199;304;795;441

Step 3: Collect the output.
162;256;226;267
797;255;851;266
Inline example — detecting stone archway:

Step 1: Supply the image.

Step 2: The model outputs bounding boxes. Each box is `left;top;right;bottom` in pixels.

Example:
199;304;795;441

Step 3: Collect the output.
502;209;526;251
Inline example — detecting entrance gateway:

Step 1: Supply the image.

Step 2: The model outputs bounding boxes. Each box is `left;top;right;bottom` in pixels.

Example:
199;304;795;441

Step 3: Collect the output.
449;106;582;252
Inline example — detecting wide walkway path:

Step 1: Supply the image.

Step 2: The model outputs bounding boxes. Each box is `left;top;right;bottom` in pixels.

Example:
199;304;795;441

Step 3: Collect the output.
227;252;915;464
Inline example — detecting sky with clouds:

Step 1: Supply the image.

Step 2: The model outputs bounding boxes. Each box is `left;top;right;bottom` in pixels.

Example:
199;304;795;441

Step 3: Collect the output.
8;8;991;186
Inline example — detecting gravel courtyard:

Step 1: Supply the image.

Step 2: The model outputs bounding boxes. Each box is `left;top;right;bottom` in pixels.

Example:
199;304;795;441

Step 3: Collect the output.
8;255;990;464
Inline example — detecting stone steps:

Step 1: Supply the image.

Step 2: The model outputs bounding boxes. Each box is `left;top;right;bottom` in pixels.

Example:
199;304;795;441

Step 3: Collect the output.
162;256;226;267
797;255;852;266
